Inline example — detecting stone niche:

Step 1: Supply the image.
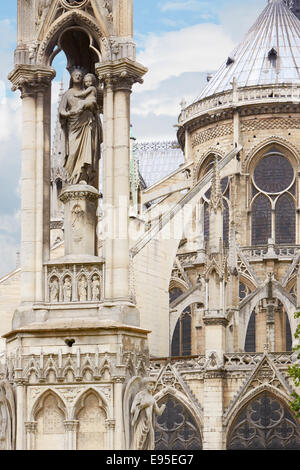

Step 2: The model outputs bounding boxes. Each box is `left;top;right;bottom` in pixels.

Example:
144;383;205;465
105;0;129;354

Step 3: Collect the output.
76;391;107;450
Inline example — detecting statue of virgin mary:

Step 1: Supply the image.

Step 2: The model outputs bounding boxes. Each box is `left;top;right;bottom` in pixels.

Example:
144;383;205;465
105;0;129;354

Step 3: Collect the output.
59;68;102;188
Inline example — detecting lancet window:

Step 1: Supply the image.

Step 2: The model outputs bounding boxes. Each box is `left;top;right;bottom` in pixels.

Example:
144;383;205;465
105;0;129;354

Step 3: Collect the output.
251;150;296;246
169;288;192;357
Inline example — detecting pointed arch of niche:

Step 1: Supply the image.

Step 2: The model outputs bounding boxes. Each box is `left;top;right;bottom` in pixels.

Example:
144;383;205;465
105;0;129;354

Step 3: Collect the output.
32;390;67;451
154;391;203;450
226;389;300;450
73;389;108;450
37;10;111;67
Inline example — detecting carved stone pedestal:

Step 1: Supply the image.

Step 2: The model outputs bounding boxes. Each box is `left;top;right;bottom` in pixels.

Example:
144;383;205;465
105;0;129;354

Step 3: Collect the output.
60;183;100;257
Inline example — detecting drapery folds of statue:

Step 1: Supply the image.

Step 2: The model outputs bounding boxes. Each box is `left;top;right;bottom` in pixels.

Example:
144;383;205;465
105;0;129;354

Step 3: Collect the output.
0;381;16;450
59;69;102;188
130;378;165;450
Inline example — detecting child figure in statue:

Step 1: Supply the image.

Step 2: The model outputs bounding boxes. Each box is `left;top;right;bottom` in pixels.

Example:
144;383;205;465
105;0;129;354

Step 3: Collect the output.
74;74;98;114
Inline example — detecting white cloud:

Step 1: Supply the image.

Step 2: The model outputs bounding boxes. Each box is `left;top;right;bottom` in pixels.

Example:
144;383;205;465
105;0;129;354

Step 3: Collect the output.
161;0;209;12
0;96;21;145
136;23;235;93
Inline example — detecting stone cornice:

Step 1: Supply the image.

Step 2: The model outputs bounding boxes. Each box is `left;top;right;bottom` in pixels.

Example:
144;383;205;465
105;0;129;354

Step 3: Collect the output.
9;65;56;98
95;59;148;91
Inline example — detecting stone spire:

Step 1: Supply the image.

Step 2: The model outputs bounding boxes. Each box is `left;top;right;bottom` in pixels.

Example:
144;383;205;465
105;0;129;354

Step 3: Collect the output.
51;80;66;184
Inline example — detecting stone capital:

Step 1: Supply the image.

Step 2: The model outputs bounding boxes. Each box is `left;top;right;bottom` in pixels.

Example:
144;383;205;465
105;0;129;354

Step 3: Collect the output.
64;420;79;432
95;59;147;92
9;65;56;98
112;375;126;384
25;422;37;433
59;184;100;204
105;419;116;430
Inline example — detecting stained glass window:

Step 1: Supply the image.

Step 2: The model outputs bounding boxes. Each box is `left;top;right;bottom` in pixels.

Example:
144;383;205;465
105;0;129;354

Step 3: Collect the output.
275;194;295;245
245;311;256;352
251;194;271;245
155;396;202;450
171;307;192;357
227;392;300;450
254;154;293;193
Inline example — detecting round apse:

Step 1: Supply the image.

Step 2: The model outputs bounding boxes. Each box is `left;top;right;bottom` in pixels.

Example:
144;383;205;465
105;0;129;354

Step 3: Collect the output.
254;154;294;194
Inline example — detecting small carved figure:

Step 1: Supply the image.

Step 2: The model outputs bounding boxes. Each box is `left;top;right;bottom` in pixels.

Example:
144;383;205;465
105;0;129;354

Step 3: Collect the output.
74;74;98;114
78;275;87;302
92;275;100;301
63;276;72;303
50;277;59;302
129;378;165;450
36;0;51;26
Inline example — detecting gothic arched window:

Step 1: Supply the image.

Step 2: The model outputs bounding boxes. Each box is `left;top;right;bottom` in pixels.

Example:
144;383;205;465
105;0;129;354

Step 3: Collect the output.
275;194;295;244
155;396;202;450
251;194;271;245
227;392;300;450
251;150;295;246
171;307;192;357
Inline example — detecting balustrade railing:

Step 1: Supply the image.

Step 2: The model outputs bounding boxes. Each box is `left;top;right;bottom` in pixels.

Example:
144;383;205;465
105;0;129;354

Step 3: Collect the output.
179;84;300;125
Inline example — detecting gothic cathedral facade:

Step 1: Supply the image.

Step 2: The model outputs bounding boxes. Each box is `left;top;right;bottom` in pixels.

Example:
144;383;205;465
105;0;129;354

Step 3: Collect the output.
0;0;299;451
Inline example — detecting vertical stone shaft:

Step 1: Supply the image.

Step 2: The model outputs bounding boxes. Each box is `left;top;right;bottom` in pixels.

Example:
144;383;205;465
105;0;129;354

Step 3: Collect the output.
103;83;114;299
112;87;131;299
114;378;125;449
21;93;36;303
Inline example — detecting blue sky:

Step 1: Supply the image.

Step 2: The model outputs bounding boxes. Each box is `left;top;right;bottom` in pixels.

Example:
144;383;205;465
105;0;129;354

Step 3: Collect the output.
0;0;267;277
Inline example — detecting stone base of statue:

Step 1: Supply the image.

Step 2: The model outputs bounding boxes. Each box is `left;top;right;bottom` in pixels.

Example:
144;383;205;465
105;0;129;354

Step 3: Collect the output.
59;182;100;257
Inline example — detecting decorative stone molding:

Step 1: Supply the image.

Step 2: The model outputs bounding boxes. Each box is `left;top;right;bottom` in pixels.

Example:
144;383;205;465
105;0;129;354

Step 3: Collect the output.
191;123;233;148
9;65;56;98
59;186;100;204
241;116;300;132
96;59;147;92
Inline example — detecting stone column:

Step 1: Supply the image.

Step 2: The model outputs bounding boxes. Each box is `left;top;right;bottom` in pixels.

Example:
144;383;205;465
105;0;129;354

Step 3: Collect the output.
105;419;116;450
64;420;79;450
9;66;55;309
95;60;147;323
25;422;37;450
15;380;25;450
113;376;125;450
